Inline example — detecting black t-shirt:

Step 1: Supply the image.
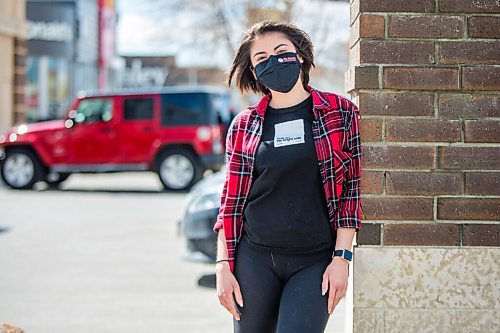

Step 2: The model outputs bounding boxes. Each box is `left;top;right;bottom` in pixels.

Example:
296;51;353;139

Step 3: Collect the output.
242;94;336;254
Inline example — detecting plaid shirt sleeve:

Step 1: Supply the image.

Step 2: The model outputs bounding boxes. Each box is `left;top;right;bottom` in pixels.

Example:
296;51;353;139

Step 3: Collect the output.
213;116;243;272
334;100;362;231
212;118;235;233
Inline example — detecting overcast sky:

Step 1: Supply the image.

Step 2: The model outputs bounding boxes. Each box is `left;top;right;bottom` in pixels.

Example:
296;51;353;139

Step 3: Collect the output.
116;0;349;69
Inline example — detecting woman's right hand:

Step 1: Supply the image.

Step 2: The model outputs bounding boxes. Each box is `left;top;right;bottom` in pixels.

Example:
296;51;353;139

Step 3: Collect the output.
216;262;244;321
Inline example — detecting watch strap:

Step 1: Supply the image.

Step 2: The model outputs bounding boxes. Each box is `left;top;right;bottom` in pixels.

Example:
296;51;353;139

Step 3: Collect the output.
332;249;353;261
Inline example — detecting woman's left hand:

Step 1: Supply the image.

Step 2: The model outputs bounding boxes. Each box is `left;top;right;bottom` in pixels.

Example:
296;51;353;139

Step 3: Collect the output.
321;257;349;314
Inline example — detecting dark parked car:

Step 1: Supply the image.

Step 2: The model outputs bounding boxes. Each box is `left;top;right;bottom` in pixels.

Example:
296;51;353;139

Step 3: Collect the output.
178;167;226;261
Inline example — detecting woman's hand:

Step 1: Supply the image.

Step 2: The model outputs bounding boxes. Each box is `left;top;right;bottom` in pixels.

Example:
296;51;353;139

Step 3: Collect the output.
216;262;244;321
321;257;349;314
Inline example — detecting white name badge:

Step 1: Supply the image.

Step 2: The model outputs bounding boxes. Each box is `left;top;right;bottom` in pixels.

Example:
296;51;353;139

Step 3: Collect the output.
274;119;305;147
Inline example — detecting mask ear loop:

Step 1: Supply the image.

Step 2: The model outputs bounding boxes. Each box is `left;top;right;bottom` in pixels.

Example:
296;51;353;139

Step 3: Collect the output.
295;52;304;68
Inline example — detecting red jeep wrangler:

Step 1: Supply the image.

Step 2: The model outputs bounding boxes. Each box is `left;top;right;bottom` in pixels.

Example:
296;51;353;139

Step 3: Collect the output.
0;86;232;191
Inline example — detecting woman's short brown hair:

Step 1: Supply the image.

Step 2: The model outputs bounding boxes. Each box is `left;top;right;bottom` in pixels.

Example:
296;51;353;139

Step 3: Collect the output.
227;20;315;95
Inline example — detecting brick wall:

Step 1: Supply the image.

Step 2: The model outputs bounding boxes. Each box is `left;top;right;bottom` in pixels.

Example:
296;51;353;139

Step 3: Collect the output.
346;1;499;331
347;0;499;248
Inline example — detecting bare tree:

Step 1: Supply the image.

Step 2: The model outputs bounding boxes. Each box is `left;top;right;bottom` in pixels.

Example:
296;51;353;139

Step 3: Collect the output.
146;0;265;58
140;0;349;90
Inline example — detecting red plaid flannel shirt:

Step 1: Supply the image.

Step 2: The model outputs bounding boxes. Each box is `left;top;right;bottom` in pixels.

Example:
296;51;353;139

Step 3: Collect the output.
213;84;362;273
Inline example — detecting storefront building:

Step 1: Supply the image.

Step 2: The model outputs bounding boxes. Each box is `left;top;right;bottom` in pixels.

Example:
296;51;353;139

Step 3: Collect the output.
26;0;109;121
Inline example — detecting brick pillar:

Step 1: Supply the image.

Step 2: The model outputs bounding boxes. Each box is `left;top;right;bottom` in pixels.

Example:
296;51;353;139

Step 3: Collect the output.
347;1;499;331
14;38;26;124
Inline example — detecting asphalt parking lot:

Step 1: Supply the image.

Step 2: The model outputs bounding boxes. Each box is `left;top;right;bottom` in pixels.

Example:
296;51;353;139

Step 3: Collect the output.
0;172;350;332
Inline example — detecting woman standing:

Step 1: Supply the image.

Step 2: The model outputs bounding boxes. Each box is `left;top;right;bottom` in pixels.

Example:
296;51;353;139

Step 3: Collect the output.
213;20;362;333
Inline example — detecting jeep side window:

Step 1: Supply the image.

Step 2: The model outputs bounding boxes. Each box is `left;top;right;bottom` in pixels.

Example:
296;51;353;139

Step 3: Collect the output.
123;98;154;121
161;93;209;126
75;99;112;123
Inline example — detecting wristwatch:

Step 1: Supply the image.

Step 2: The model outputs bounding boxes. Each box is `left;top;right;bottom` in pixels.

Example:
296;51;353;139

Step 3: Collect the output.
332;249;353;263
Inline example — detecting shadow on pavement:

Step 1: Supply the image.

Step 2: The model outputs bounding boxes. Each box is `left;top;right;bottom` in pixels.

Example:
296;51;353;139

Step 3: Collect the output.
0;183;189;195
50;188;186;195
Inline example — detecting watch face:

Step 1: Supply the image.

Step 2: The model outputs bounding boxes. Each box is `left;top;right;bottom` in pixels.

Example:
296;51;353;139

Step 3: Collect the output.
344;250;353;261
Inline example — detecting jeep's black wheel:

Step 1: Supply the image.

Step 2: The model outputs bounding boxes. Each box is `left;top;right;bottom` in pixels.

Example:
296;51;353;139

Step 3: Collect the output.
156;149;203;191
46;172;71;188
0;149;44;189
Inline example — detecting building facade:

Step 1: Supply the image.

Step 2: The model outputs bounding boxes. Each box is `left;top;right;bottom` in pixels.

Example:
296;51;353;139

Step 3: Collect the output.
26;0;118;122
0;0;27;133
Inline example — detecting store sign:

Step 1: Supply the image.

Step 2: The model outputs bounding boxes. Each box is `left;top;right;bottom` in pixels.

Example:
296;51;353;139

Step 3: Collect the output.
28;20;73;42
27;3;75;57
124;59;169;87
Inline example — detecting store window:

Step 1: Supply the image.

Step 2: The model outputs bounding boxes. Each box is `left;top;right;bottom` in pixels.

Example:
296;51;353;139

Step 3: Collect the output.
25;56;70;122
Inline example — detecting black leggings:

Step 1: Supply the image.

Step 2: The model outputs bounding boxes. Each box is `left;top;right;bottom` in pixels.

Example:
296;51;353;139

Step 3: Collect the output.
233;233;333;333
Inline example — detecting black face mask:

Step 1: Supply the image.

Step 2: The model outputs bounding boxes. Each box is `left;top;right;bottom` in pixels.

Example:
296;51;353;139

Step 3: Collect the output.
254;51;301;93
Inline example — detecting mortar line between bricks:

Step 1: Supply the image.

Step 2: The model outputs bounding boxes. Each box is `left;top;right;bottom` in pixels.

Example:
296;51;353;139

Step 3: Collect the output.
360;11;500;17
363;37;500;42
378;65;383;89
433;93;439;118
434;42;440;68
383;13;388;39
433;196;438;221
433;145;438;169
357;88;500;95
363;167;500;172
355;245;495;249
356;246;500;249
433;136;440;170
363;142;500;146
436;195;500;198
361;116;447;119
459;223;464;246
458;64;463;90
363;63;500;68
460;116;465;143
363;194;500;199
366;169;465;173
367;63;459;67
381;116;386;142
363;221;500;226
362;114;500;120
380;223;384;246
355;307;499;310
